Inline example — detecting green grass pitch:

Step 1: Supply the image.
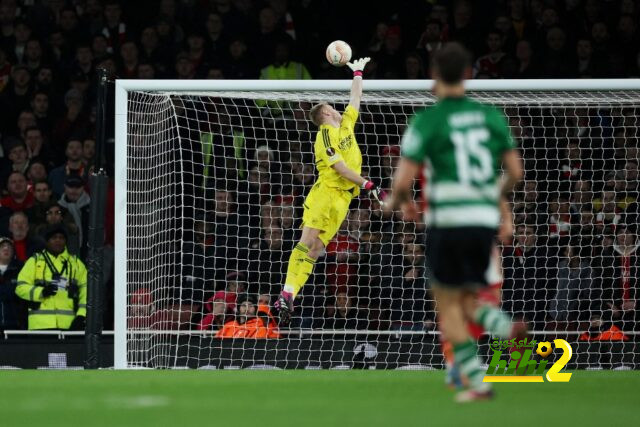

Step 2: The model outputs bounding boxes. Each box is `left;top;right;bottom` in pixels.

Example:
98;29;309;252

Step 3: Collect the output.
1;370;638;427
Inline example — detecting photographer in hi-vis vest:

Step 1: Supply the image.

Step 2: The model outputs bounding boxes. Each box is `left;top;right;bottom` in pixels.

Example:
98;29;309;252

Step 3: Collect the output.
15;224;87;330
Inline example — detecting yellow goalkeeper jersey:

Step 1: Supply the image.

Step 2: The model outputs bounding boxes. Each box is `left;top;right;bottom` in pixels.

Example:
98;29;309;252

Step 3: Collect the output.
313;105;362;194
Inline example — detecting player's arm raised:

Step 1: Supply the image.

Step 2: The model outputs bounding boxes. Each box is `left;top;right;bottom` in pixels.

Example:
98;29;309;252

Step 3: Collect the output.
346;57;370;112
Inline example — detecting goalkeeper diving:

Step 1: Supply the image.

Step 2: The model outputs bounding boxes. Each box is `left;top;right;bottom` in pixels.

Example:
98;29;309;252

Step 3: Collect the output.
274;57;385;324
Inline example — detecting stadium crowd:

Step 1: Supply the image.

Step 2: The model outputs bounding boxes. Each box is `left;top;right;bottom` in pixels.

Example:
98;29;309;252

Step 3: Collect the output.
0;0;638;337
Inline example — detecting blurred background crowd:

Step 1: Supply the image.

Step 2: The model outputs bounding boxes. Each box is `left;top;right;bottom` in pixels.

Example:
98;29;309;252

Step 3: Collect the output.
0;0;638;337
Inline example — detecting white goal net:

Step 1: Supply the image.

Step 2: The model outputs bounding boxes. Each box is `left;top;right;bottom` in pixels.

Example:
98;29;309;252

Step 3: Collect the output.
115;80;640;370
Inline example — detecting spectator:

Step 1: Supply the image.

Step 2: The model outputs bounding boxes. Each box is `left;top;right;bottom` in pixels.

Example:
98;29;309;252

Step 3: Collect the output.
15;224;87;330
26;181;55;224
542;27;572;78
213;189;245;249
82;138;96;167
1;171;34;212
137;62;156;79
119;40;139;79
58;175;90;257
323;291;369;330
34;66;55;95
8;212;40;262
4;139;31;176
559;139;585;182
255;145;273;171
48;139;85;196
254;7;292;68
513;39;539;78
197;292;231;330
367;22;388;53
503;223;557;329
416;19;443;66
590;225;639;335
259;40;310;81
570;180;593;214
473;29;508;78
58;6;80;38
184;32;208;77
47;29;68;66
181;217;233;304
23;39;43;72
594;189;622;232
591;21;611;56
377;25;405;78
16;110;37;140
278;197;297;236
377;145;400;190
550;243;593;324
197;272;245;330
449;1;478;55
30;91;52;135
547;195;573;239
575;38;600;78
513;180;546;225
102;0;127;54
51;89;90;150
403;52;427;79
0;65;32;134
249;225;289;292
494;12;518;54
0;237;25;330
11;20;31;64
34;202;79;256
204;13;228;62
174;52;196;79
325;216;359;296
24;127;49;164
215;293;280;338
155;15;184;56
139;26;170;76
26;159;48;185
224;37;254;79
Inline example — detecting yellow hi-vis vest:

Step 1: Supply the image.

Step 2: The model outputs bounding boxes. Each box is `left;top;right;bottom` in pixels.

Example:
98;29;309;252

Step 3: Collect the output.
15;248;87;330
257;61;311;110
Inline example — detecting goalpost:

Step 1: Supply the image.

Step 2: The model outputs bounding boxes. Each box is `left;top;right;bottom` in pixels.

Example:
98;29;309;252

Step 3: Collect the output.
115;79;640;369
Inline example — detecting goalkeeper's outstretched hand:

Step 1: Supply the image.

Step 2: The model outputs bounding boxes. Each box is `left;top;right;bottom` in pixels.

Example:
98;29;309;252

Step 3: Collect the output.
347;57;371;73
362;180;387;206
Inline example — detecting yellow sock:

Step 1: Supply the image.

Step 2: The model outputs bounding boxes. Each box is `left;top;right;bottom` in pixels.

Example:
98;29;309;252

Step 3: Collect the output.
283;243;316;298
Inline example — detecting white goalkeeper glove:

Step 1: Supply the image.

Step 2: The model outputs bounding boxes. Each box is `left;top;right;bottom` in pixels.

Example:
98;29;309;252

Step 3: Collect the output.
361;180;387;205
347;57;370;76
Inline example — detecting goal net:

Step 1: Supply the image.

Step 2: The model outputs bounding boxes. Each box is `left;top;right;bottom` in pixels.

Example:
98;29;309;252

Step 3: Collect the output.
115;80;640;370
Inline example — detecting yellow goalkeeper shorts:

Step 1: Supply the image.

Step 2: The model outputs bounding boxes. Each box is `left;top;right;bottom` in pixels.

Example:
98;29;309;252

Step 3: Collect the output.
302;181;354;246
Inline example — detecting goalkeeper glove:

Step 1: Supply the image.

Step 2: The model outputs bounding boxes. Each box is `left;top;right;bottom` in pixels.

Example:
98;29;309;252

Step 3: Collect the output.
361;180;387;204
347;57;370;77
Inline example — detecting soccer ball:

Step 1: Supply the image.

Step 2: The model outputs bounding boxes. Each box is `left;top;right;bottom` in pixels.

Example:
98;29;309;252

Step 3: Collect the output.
326;40;352;67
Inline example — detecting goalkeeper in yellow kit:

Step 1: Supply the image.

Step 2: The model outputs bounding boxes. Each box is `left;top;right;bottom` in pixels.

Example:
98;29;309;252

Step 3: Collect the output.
274;57;385;324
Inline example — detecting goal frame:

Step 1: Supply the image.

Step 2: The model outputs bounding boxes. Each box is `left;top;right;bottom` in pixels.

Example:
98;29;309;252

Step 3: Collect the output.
114;78;640;369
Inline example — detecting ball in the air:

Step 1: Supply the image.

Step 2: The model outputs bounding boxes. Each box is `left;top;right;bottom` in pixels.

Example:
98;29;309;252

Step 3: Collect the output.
326;40;352;66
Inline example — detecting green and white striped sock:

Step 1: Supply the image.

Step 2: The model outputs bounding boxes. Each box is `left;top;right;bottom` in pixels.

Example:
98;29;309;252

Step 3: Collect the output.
453;339;489;391
475;305;512;339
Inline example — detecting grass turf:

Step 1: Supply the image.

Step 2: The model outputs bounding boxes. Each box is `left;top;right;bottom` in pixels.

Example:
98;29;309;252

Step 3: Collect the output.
1;370;638;427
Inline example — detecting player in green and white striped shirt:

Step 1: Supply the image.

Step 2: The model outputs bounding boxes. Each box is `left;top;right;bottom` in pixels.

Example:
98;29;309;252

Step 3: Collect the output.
385;43;524;402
